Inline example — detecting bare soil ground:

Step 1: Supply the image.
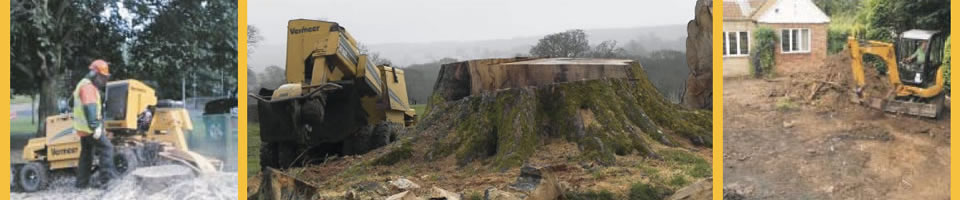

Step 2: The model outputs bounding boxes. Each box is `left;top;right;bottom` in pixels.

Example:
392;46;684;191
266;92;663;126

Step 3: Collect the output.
723;75;950;199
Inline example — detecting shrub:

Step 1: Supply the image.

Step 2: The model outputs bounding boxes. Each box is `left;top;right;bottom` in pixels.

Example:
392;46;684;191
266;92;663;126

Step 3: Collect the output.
827;27;850;54
751;27;777;78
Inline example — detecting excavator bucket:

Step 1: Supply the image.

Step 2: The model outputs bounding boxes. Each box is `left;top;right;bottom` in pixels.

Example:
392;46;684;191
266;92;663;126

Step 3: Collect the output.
873;98;944;118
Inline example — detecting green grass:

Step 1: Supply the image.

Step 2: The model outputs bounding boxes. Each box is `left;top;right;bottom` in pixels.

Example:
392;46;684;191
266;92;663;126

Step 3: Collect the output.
667;175;690;187
371;143;413;166
11;95;35;104
248;122;261;177
659;149;711;178
411;104;426;120
11;116;39;136
629;182;673;200
466;192;483;200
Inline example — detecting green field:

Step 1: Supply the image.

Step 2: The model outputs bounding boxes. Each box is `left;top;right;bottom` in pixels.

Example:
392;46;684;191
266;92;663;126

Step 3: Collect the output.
11;116;39;136
411;104;426;119
11;95;35;105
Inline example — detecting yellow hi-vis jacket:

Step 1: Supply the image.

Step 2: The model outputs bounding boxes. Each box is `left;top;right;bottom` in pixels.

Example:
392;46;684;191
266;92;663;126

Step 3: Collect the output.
72;78;101;135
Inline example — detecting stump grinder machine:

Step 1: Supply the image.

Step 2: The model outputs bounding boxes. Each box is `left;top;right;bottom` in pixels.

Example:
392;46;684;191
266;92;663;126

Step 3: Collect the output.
848;29;948;118
13;79;222;192
249;19;416;169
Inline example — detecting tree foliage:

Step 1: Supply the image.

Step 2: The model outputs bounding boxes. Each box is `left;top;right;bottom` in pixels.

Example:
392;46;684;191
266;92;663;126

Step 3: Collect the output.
12;0;128;135
637;50;688;103
530;29;590;57
816;0;950;73
248;25;262;55
11;0;237;135
403;58;458;104
855;0;950;40
125;0;238;98
359;44;392;66
813;0;860;17
258;65;286;90
750;27;777;78
585;40;628;59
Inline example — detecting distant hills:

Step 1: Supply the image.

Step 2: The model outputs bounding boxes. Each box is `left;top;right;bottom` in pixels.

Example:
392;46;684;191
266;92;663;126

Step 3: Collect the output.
248;24;687;70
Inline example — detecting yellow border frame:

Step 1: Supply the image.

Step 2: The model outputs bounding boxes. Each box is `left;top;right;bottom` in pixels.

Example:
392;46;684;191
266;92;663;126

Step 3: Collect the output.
712;1;724;200
1;0;10;196
1;0;957;199
715;1;957;199
0;0;246;197
951;1;957;198
239;0;249;198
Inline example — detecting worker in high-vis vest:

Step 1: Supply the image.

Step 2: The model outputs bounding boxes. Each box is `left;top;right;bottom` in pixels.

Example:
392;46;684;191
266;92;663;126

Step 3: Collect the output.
74;59;119;188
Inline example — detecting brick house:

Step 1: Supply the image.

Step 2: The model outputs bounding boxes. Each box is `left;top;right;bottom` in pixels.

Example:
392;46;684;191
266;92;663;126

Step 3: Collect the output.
722;0;830;76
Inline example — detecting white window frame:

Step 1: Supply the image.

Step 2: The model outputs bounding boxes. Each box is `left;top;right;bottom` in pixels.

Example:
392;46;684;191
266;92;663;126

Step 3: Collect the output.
723;31;750;57
780;28;811;54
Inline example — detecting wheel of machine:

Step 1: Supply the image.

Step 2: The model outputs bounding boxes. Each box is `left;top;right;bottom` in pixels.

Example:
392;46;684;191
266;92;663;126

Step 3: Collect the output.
260;142;279;169
115;148;140;175
370;123;392;148
16;162;48;192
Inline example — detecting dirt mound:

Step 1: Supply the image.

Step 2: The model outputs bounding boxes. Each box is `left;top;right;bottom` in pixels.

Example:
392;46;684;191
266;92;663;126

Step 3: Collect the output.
418;58;711;170
770;49;892;111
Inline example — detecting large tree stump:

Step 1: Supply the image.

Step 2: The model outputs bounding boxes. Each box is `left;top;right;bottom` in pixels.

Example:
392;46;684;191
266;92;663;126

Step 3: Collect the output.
132;165;195;194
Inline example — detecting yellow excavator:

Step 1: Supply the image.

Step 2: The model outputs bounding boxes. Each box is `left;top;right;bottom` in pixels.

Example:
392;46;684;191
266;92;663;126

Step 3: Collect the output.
249;19;416;169
848;29;948;118
14;79;221;192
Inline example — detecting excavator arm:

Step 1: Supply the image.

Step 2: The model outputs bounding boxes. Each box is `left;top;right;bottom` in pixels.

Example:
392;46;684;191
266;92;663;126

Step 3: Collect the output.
847;36;946;98
847;36;900;95
847;36;946;118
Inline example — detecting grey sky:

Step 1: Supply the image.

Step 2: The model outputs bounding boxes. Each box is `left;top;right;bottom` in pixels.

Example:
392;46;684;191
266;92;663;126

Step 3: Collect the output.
249;0;696;45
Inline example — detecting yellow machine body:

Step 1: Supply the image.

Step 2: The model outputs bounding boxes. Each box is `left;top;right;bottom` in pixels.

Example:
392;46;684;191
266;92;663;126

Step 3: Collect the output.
251;20;415;168
144;108;194;151
848;38;946;98
847;29;947;118
22;114;81;170
268;19;413;129
104;80;158;131
19;80;217;173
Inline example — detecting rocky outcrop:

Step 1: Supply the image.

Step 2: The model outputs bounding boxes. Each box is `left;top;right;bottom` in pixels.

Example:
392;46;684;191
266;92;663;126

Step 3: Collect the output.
682;0;713;110
667;178;712;200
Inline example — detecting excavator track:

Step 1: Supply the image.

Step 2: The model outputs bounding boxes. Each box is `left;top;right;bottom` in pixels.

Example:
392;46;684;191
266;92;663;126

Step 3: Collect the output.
864;97;944;118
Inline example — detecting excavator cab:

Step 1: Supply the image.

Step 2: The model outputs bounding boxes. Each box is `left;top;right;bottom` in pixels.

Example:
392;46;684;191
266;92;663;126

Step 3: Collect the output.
895;30;947;87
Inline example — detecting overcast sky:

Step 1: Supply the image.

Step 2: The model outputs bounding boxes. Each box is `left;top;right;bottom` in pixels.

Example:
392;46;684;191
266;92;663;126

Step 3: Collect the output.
249;0;696;45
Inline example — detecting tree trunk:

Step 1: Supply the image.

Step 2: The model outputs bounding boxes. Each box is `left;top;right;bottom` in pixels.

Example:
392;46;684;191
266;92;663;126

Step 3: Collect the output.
36;75;60;137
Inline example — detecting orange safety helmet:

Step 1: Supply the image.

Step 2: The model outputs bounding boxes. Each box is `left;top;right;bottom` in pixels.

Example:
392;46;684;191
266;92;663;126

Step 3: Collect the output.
88;59;110;76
